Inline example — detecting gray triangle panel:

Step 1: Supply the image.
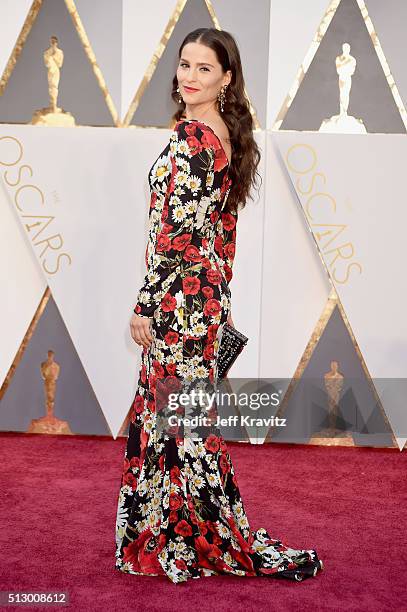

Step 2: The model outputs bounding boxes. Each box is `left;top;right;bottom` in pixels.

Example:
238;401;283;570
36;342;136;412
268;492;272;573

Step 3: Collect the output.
131;0;213;127
0;0;114;126
0;294;110;435
280;0;405;133
269;306;394;447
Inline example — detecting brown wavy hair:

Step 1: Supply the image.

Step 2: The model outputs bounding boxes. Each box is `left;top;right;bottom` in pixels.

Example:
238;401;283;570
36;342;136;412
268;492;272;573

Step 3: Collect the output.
170;28;261;214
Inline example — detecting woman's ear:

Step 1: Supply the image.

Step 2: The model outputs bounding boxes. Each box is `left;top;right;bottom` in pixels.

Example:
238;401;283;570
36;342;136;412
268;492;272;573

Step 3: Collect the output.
223;70;232;85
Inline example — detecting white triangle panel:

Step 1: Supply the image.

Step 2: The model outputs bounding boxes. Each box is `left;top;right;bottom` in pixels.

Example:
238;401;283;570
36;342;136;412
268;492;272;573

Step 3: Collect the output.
0;124;173;437
1;150;47;388
0;0;33;80
274;131;407;441
259;132;332;379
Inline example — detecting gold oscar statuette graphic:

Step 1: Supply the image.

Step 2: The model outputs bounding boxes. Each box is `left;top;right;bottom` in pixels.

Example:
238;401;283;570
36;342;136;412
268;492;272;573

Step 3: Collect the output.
27;350;72;434
319;43;367;134
31;35;76;126
309;360;354;446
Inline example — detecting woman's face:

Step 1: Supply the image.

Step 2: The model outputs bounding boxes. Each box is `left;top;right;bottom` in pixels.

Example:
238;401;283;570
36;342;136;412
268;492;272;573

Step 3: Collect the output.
176;42;231;109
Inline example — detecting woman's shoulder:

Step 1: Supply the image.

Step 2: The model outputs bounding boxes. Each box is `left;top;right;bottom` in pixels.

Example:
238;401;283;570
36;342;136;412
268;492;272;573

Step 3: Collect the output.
175;117;229;140
173;118;230;166
174;118;206;136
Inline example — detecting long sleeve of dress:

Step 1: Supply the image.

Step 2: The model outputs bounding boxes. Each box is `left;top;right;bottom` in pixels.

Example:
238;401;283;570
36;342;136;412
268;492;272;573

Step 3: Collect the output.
134;121;215;318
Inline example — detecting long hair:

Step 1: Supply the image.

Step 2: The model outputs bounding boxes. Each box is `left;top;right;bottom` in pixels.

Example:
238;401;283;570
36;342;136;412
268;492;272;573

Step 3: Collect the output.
170;28;261;214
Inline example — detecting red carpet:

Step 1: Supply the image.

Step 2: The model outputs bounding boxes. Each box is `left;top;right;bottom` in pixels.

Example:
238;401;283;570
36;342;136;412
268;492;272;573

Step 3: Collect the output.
0;432;405;611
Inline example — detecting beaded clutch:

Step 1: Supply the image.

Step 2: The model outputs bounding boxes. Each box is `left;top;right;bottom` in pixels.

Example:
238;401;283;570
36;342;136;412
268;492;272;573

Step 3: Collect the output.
217;323;249;380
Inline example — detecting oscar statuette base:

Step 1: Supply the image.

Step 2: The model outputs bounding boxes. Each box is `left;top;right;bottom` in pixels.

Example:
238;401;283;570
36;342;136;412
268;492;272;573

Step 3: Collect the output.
31;107;76;126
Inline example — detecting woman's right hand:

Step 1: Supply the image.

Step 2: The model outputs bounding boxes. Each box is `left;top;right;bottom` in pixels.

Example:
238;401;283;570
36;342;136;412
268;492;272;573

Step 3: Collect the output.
130;313;153;349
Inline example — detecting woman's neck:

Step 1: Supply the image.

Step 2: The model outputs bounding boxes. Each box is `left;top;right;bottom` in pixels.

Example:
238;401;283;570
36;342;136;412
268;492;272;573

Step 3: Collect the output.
184;103;217;121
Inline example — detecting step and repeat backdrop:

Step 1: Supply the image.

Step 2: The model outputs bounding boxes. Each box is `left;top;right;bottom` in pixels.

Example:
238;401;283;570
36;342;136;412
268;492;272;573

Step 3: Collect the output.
1;0;406;448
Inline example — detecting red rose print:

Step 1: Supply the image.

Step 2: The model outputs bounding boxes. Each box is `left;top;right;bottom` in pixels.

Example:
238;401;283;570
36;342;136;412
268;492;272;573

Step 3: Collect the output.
168;158;177;191
204;433;220;453
207;324;218;342
123;472;137;491
198;521;208;535
223;263;233;283
175;559;187;571
170;465;182;486
222;212;236;232
227;544;255;573
130;456;140;469
161;222;173;234
183;276;201;295
166;362;177;376
224;241;236;261
184;244;202;263
206;268;222;285
169;492;184;511
161;202;169;220
219;454;230;474
156;232;171;252
203;344;215;360
133;394;144;414
185;123;197;136
148;372;156;394
164;330;179;345
174;519;193;538
169;510;178;523
186;135;203;155
203;298;222;317
214;234;223;256
205;521;217;534
214;152;228;173
168;375;182;393
152;360;165;378
173;233;192;250
200;129;229;172
150;192;157;209
123;529;167;575
161;292;177;312
159;454;165;472
194;536;223;570
167;424;179;436
201;285;214;299
200;129;220;150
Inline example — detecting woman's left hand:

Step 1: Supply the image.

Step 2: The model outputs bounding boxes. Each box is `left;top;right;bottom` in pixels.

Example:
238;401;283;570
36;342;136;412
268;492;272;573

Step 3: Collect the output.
227;311;234;327
130;313;153;349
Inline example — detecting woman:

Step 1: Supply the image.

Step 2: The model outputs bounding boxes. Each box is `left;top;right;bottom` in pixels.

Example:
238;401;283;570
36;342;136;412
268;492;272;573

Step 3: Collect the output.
115;27;324;584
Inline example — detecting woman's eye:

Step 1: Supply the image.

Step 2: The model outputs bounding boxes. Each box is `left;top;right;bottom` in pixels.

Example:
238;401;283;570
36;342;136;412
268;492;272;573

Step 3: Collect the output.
179;63;210;71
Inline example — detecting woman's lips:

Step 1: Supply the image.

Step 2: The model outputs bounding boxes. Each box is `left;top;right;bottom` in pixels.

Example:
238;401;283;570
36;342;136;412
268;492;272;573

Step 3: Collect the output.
184;86;200;93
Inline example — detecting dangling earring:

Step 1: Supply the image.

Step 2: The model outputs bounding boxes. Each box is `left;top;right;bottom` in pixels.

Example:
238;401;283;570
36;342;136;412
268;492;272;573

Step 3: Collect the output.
217;84;228;113
176;86;183;104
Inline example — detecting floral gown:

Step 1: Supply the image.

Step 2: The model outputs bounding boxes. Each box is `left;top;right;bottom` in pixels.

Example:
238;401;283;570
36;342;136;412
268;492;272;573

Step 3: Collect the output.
115;119;324;583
